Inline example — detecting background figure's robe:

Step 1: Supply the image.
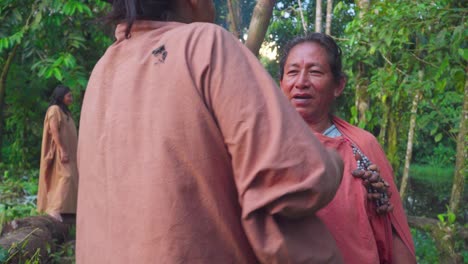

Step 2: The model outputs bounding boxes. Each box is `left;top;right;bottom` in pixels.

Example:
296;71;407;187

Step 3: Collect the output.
77;21;344;264
316;116;415;264
37;105;79;214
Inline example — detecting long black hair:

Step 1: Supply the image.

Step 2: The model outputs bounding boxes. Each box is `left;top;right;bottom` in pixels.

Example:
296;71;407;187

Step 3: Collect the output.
105;0;172;38
49;85;72;117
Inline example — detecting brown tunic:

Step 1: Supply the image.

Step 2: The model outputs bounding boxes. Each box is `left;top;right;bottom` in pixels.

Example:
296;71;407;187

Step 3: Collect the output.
77;21;344;263
37;105;78;214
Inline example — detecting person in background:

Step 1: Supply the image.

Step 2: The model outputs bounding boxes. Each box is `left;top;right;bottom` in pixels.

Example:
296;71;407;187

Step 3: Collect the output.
279;33;416;264
76;0;344;263
37;85;79;223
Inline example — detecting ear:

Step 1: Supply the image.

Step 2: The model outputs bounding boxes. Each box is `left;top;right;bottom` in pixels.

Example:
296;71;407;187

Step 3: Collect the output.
334;77;346;97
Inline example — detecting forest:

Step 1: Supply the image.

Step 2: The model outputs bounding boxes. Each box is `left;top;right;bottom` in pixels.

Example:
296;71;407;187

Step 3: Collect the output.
0;0;466;263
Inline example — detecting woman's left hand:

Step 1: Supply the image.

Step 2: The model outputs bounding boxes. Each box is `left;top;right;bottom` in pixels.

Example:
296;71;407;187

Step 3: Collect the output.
60;148;69;163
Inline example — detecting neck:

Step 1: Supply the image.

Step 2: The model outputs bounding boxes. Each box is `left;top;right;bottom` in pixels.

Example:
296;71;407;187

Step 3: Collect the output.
165;11;191;23
304;115;333;133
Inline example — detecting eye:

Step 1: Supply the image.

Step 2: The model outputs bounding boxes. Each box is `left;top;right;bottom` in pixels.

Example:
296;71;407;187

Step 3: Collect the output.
287;70;299;76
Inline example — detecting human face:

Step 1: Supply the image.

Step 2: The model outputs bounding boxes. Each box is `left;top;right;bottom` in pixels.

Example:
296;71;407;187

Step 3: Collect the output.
280;42;345;126
63;92;73;106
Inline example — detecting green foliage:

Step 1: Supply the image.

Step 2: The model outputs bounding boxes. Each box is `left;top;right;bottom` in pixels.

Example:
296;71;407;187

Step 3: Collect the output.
411;228;440;263
340;0;465;171
409;164;455;185
0;246;8;263
0;168;39;226
0;0;113;166
437;209;457;226
48;241;76;264
435;209;468;263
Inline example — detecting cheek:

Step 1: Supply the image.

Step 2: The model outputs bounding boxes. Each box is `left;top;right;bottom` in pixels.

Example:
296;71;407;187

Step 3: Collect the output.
280;81;293;97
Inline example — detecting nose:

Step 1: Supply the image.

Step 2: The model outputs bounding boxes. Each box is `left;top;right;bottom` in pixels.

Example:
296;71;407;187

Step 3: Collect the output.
295;70;310;90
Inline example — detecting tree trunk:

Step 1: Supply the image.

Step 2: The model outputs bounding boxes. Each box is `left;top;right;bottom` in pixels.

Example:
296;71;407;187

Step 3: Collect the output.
315;0;322;33
357;0;370;18
400;72;423;199
245;0;276;56
355;0;370;125
0;215;75;263
227;0;241;39
325;0;333;35
407;215;468;241
378;98;389;147
0;44;20;162
297;0;307;34
387;109;399;178
355;62;369;124
449;66;468;214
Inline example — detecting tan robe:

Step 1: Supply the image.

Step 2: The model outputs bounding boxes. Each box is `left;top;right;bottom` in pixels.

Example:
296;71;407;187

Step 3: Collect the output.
37;105;79;214
77;21;344;264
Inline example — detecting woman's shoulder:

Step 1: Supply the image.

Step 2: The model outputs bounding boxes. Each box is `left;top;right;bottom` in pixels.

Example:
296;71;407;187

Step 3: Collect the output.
173;22;238;46
333;117;380;148
47;105;60;112
181;22;227;35
46;105;62;118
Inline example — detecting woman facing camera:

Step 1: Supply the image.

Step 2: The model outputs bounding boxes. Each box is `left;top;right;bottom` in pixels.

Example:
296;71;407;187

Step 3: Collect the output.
279;33;416;264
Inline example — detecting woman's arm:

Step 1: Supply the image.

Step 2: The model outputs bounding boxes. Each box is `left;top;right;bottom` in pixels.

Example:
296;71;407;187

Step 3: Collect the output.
392;229;416;263
49;116;69;163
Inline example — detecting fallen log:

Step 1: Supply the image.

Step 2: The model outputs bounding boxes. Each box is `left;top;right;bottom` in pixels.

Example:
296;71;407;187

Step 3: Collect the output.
0;215;75;263
407;215;468;240
407;215;466;264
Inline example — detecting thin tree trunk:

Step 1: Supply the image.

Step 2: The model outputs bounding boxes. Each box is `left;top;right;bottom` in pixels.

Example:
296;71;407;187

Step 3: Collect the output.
355;0;370;124
0;44;20;162
378;98;389;147
245;0;276;56
355;62;369;124
227;0;241;39
315;0;322;32
400;72;423;199
449;66;468;214
388;109;399;179
325;0;333;35
297;0;307;34
357;0;370;18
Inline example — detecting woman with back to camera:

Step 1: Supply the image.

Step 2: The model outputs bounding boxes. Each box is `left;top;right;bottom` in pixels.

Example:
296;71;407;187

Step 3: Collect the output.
76;0;346;263
37;85;78;223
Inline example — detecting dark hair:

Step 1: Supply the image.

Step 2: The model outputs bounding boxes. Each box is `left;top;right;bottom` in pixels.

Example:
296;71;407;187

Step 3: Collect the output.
49;85;72;116
105;0;171;38
279;33;345;83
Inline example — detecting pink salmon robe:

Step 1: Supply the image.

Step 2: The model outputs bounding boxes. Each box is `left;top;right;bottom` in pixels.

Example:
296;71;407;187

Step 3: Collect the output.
37;105;79;214
76;21;344;264
315;116;415;264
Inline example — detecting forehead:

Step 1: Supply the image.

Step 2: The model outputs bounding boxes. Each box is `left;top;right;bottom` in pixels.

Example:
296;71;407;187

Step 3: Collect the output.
285;42;329;67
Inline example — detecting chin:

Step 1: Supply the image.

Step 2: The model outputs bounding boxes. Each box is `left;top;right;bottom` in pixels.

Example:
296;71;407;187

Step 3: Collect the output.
297;111;310;121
